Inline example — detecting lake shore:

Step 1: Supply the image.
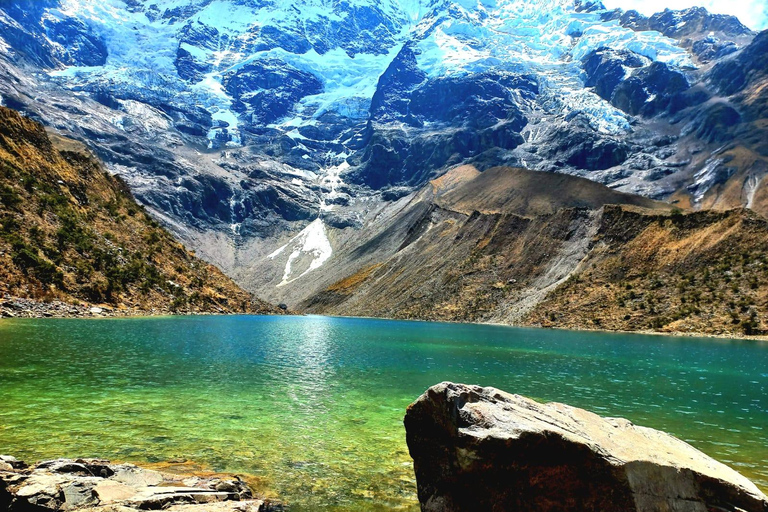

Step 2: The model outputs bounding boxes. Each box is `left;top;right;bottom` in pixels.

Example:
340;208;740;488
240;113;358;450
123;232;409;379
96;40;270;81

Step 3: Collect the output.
508;322;768;342
0;295;206;319
0;455;283;511
3;298;766;342
0;295;290;320
322;313;768;343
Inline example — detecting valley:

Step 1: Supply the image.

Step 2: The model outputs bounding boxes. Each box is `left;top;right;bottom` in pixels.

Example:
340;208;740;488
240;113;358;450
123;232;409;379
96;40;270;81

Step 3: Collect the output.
0;0;766;334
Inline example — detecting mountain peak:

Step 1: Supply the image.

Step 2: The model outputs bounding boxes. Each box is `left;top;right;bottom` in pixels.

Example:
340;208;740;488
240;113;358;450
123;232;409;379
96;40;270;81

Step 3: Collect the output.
0;0;766;304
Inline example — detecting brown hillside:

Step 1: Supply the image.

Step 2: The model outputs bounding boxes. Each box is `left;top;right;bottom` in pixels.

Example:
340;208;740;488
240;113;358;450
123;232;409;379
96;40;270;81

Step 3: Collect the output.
435;166;663;216
302;164;768;337
0;107;280;315
527;206;768;336
301;166;668;324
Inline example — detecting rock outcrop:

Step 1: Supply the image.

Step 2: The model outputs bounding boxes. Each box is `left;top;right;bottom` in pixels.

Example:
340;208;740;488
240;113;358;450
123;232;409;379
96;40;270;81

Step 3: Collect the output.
0;106;283;316
404;382;768;512
0;456;281;512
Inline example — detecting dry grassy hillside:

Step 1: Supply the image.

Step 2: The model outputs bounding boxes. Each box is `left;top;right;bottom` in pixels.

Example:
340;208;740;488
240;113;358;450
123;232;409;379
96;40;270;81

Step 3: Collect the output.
302;166;668;323
304;165;768;337
527;206;768;336
0;107;280;315
435;166;661;216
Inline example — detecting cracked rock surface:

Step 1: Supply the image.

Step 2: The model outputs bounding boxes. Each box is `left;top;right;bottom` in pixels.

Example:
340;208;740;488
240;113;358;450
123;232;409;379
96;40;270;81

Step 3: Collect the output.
404;382;768;512
0;456;281;512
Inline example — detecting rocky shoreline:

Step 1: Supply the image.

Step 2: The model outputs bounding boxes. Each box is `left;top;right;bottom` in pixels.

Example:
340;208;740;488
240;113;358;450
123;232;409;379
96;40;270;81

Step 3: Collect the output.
6;299;763;343
515;322;768;342
0;295;290;320
0;456;282;512
3;298;765;345
0;296;161;319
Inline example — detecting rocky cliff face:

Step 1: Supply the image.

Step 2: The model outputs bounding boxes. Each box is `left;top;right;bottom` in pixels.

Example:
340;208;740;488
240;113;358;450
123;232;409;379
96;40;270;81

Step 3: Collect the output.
0;0;766;314
404;382;768;512
0;106;279;316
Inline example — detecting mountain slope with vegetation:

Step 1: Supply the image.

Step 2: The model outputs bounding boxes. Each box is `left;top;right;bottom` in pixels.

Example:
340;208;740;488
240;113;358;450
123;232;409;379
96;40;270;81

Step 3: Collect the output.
299;166;665;321
0;107;279;316
528;206;768;336
301;165;768;337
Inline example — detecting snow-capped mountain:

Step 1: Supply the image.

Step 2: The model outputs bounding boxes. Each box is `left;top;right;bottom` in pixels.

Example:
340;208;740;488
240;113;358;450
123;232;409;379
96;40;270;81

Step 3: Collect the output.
0;0;765;306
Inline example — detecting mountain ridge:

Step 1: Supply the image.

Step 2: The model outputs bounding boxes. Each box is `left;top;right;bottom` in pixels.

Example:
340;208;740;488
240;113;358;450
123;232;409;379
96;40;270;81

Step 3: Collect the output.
0;106;281;317
0;0;766;330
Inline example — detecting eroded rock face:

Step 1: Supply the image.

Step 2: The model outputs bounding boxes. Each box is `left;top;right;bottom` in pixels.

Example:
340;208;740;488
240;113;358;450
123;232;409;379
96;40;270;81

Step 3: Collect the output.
404;382;768;512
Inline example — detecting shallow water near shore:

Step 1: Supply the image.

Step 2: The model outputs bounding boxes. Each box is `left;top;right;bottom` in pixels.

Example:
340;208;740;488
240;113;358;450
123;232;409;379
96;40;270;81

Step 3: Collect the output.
1;315;766;510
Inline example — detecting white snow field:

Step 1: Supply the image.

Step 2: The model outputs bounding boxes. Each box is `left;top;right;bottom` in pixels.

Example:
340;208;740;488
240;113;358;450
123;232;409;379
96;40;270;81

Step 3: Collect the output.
40;0;699;279
50;0;693;142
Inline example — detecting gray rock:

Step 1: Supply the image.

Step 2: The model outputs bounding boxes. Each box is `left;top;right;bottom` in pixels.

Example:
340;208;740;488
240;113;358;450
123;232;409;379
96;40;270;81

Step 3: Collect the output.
404;382;768;512
38;460;93;475
93;480;135;504
111;465;163;487
15;473;67;508
0;456;17;469
214;480;240;493
125;487;236;509
62;481;98;509
0;457;273;511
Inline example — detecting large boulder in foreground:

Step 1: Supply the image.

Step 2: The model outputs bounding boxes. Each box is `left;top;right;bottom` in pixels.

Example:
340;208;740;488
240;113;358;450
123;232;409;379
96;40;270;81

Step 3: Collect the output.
404;382;768;512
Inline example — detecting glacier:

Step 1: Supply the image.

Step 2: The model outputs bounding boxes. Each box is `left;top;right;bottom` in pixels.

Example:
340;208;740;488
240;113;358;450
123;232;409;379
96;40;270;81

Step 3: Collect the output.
6;0;749;288
48;0;694;143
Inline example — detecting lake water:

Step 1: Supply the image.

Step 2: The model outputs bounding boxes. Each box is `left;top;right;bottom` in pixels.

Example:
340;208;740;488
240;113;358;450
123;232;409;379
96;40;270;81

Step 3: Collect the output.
0;315;766;510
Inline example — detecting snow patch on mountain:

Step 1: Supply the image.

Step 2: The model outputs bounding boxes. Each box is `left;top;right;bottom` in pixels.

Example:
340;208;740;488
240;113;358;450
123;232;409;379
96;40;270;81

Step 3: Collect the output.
269;218;334;286
45;0;695;138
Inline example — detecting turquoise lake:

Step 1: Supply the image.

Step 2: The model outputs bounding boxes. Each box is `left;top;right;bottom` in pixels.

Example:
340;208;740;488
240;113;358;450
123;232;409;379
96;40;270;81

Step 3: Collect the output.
0;315;766;511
